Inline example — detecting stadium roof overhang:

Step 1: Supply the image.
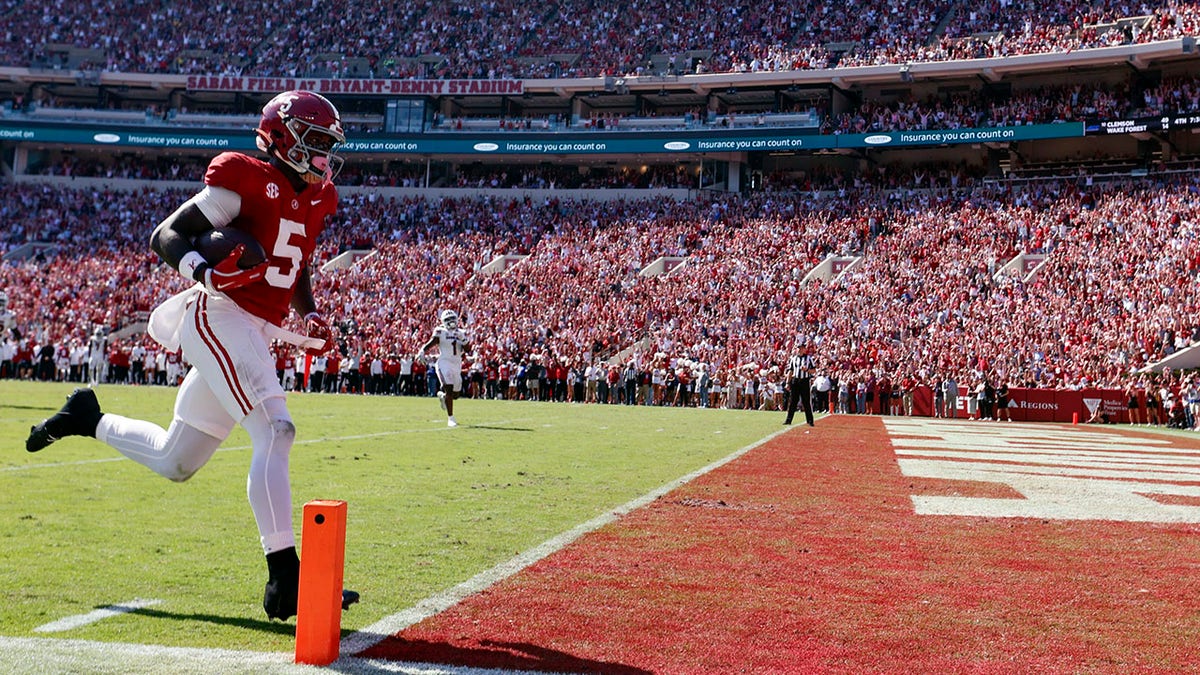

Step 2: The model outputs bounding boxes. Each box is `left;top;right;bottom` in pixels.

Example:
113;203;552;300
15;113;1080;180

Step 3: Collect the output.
527;39;1197;93
1145;343;1200;373
4;38;1194;108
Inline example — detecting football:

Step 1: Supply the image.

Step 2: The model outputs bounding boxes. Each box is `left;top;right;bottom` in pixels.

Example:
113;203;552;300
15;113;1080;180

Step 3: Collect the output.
193;228;267;269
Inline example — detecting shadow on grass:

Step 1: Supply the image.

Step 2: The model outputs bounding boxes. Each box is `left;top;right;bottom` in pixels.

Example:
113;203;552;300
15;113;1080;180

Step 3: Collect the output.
353;637;652;674
128;607;298;636
1;403;57;412
466;425;534;432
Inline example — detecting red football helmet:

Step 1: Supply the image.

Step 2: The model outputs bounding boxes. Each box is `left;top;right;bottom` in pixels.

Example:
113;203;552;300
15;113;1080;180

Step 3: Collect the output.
255;90;346;184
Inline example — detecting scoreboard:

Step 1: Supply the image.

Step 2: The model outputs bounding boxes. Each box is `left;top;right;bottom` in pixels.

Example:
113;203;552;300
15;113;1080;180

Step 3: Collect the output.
1087;113;1200;135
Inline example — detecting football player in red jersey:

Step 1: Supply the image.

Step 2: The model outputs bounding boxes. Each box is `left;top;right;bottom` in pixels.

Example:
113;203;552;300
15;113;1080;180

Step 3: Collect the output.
26;90;357;620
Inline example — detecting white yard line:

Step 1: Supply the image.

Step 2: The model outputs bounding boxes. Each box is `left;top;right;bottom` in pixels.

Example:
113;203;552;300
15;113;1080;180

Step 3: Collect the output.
0;635;521;674
34;599;162;633
2;420;531;473
0;426;790;674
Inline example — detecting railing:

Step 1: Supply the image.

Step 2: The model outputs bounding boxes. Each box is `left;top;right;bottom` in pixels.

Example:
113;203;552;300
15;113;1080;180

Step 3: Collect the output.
4;103;820;135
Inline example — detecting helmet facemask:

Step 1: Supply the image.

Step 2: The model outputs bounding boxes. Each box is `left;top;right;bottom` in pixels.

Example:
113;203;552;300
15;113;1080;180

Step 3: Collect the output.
275;117;345;184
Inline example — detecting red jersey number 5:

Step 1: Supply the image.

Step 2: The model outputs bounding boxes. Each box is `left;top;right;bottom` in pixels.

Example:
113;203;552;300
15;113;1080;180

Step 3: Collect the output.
265;218;306;288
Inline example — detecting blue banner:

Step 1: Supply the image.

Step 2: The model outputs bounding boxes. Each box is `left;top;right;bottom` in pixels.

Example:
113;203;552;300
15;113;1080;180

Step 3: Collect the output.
0;126;248;150
835;123;1083;148
0;122;1083;155
342;134;837;154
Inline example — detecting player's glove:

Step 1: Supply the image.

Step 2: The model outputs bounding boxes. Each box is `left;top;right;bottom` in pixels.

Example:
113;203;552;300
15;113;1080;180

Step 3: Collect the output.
304;312;333;356
180;245;267;293
263;546;300;621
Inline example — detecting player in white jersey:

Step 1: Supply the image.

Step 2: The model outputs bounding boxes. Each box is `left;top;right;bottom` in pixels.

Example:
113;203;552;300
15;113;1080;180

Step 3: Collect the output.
0;291;17;340
69;340;87;382
417;309;471;427
87;326;108;386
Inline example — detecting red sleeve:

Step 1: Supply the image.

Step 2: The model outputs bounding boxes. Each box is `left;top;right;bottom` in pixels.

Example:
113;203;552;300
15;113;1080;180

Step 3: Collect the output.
204;152;259;193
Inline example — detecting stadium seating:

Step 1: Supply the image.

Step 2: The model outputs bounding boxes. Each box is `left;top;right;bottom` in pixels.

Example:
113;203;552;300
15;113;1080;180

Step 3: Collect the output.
3;0;1200;415
1;0;1198;77
3;173;1199;409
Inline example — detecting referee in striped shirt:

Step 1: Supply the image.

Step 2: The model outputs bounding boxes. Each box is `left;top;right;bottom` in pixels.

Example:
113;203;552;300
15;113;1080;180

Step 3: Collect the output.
783;345;815;426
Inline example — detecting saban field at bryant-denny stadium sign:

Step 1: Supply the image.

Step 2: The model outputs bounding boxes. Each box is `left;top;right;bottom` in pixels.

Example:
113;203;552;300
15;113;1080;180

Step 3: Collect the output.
185;76;523;96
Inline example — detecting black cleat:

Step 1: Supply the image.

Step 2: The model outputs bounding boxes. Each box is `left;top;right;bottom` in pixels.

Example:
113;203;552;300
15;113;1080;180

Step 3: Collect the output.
263;545;359;620
263;547;300;621
26;388;102;453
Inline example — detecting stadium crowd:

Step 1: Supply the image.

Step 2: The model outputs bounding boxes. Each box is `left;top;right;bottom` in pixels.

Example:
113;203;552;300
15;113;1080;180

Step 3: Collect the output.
823;81;1132;134
1;0;1198;79
3;170;1200;425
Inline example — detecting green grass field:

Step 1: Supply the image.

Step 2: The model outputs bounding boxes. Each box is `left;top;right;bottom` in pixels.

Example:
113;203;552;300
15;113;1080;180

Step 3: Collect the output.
0;381;781;654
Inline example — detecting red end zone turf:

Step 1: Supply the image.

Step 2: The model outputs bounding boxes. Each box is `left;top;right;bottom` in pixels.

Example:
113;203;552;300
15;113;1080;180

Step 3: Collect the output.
360;417;1200;673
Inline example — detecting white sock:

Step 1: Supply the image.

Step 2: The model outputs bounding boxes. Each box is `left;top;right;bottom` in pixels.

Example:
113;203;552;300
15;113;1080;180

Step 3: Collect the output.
241;397;296;554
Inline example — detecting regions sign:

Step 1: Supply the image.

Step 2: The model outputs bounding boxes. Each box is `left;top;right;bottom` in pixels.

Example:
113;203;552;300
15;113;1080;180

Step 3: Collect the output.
186;76;523;96
906;386;1132;423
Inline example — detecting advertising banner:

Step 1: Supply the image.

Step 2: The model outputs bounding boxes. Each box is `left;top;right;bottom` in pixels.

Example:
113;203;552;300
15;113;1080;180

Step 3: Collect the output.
851;386;1128;423
0;125;249;150
0;122;1083;155
912;386;934;417
1005;387;1061;423
835;123;1083;148
185;75;524;96
1078;387;1132;424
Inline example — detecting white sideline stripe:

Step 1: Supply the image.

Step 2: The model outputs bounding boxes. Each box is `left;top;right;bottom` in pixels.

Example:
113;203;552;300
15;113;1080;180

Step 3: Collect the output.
338;426;792;656
0;636;523;674
2;419;531;473
34;599;162;633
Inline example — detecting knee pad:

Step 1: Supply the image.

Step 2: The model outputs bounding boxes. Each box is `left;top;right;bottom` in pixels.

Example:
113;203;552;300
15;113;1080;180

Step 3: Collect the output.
270;418;296;447
244;397;295;459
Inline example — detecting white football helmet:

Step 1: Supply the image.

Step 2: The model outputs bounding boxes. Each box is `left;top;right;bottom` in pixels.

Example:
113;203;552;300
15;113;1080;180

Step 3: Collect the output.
0;291;8;311
440;309;459;330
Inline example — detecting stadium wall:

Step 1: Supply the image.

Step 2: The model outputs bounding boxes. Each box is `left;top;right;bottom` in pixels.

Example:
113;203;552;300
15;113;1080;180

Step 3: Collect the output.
910;387;1138;424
